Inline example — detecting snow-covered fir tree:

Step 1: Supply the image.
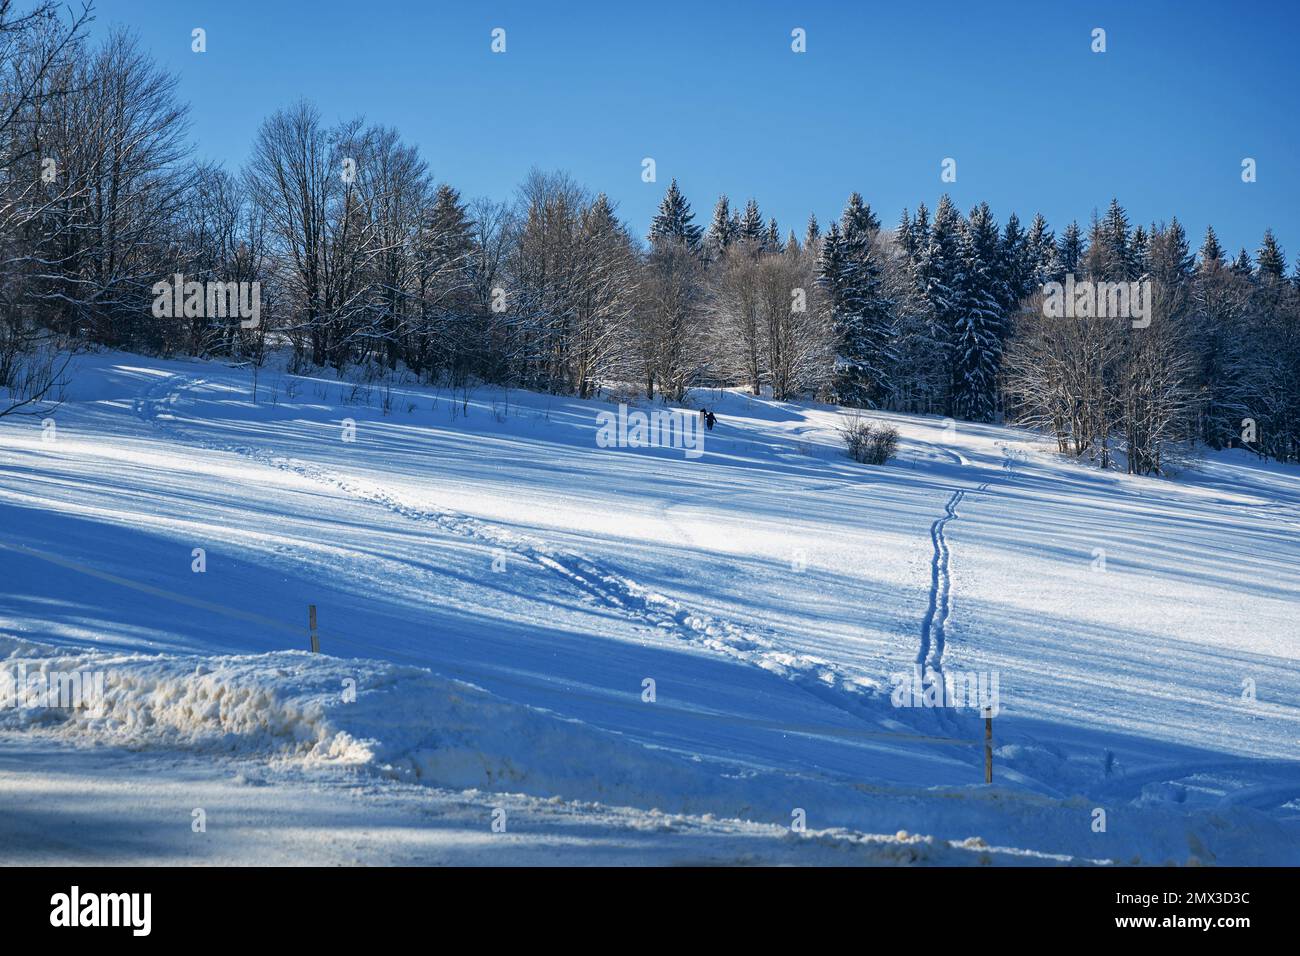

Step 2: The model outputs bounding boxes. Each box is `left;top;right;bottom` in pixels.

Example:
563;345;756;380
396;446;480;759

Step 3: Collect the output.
1056;220;1085;278
648;179;703;252
1131;224;1150;275
1000;212;1031;309
818;198;896;408
896;208;916;260
1024;212;1057;288
765;217;781;253
1256;229;1287;282
950;202;1005;422
1231;248;1253;278
704;195;739;261
912;203;931;256
1096;198;1136;280
916;195;965;414
738;199;765;247
804;213;820;250
1199;225;1224;269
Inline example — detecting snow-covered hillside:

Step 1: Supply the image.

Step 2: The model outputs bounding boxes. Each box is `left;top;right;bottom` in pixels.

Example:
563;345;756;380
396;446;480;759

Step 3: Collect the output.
1;352;1297;865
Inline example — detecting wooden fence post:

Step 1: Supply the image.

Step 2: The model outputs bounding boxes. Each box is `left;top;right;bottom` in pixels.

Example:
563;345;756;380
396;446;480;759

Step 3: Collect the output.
983;709;993;784
309;604;319;653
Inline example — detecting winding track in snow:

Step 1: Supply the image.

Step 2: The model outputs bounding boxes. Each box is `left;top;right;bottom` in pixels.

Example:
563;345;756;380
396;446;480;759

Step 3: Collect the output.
917;488;965;675
916;480;992;676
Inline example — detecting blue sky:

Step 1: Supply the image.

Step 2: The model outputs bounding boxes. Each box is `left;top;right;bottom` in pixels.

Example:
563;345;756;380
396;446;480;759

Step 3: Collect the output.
93;0;1297;260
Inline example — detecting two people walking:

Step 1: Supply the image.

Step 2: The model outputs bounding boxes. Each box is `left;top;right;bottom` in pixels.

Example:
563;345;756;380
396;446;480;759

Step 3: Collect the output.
698;406;716;431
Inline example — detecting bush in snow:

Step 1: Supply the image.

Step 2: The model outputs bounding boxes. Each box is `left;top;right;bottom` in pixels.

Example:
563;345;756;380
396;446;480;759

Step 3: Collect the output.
868;424;900;464
839;414;898;465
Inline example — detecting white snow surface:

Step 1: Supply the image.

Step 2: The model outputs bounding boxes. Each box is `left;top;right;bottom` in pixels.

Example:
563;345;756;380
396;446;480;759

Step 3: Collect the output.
1;351;1297;865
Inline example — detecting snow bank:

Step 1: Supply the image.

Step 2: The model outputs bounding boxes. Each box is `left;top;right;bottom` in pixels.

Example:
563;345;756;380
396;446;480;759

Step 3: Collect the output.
0;636;785;813
0;637;373;762
0;636;1070;858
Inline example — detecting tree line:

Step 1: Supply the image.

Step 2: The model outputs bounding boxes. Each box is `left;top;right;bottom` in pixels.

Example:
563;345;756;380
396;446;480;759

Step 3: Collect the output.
1;2;1296;474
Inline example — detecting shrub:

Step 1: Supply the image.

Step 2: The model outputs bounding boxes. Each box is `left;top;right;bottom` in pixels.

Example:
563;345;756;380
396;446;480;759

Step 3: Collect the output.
839;414;899;465
868;423;899;463
840;414;872;461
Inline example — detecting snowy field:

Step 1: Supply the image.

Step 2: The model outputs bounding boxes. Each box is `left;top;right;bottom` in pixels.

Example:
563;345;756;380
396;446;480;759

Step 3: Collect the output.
1;351;1298;865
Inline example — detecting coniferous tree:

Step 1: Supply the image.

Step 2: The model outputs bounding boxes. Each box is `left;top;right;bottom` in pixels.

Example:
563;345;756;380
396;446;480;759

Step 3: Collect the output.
1199;225;1224;269
1056;220;1085;279
739;198;764;247
412;182;475;373
1240;231;1299;463
804;213;820;250
1025;213;1057;288
648;179;702;253
817;225;854;401
1231;248;1253;278
1190;226;1251;449
1257;229;1287;282
841;192;881;238
765;217;781;252
818;197;896;407
912;203;931;255
1000;212;1031;308
1097;199;1135;279
703;195;738;261
1131;224;1149;274
915;195;964;413
1158;218;1193;277
896;208;914;258
950;202;1004;421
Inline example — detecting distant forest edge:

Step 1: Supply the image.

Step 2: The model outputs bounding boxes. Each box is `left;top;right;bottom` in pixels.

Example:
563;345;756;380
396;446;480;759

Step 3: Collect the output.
1;2;1297;476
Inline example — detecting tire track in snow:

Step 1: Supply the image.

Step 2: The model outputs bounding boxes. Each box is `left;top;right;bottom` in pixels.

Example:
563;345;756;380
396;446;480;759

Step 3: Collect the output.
134;372;902;733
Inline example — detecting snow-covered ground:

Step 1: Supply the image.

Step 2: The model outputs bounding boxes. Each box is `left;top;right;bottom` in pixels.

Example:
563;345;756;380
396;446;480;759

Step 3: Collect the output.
1;351;1297;865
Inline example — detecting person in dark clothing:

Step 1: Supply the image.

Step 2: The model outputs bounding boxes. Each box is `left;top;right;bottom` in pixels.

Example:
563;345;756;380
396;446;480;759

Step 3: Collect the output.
699;406;708;426
705;411;716;431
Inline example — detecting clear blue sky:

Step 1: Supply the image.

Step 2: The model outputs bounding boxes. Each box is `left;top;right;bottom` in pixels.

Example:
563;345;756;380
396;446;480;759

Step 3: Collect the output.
93;0;1297;261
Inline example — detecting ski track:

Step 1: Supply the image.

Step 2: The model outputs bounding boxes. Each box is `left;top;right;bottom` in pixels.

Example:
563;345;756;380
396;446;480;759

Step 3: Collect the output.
133;372;949;744
917;481;991;676
918;489;963;675
910;477;997;747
